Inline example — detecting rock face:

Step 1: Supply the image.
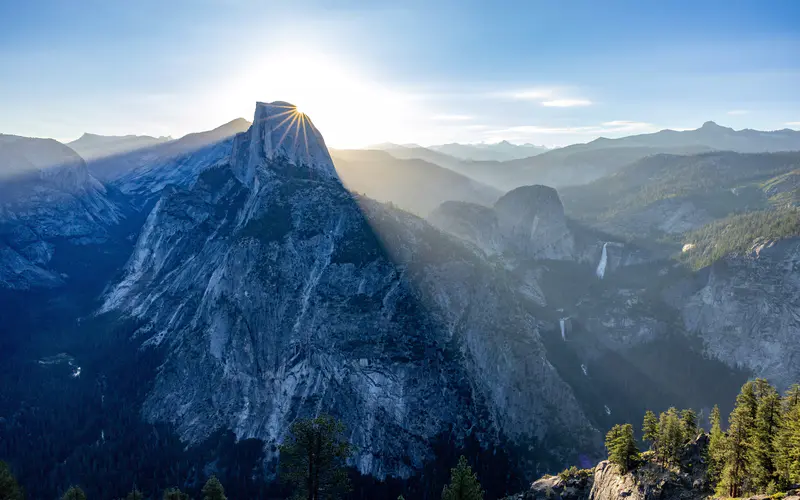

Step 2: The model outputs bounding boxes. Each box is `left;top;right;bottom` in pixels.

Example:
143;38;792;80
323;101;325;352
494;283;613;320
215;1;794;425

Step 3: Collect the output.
429;185;575;260
495;185;576;260
0;135;121;289
510;436;713;500
504;471;593;500
679;237;800;390
589;439;711;500
102;102;598;479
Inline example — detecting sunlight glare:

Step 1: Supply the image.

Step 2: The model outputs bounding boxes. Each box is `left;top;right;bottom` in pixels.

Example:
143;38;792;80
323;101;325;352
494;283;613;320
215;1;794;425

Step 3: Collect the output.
217;49;420;148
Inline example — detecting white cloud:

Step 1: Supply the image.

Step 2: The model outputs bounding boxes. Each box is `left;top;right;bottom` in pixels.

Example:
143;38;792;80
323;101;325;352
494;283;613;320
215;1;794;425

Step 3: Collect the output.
430;114;473;121
507;89;554;100
786;121;800;127
541;99;592;107
727;110;749;115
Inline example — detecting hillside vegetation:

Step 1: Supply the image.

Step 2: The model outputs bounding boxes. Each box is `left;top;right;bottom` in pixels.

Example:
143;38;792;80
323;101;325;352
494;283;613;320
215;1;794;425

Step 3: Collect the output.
680;206;800;269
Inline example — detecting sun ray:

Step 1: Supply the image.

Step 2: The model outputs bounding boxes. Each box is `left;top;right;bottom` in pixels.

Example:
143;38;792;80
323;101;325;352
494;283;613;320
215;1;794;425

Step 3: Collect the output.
275;110;301;151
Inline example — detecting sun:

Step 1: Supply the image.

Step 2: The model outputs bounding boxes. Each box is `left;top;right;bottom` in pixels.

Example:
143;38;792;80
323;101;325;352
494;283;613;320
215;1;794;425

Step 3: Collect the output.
217;49;420;148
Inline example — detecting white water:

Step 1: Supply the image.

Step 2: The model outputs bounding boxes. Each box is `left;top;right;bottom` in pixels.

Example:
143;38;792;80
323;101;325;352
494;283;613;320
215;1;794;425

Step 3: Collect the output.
596;242;608;279
604;405;612;415
581;364;588;376
560;318;566;341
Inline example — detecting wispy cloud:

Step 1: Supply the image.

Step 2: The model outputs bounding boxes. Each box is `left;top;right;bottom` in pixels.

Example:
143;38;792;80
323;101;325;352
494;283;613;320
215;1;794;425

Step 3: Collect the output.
786;121;800;127
727;109;749;115
430;114;474;121
541;99;592;107
506;89;554;100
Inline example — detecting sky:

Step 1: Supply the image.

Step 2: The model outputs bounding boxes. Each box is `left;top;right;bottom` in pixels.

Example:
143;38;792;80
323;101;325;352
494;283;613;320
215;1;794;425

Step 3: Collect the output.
1;0;800;148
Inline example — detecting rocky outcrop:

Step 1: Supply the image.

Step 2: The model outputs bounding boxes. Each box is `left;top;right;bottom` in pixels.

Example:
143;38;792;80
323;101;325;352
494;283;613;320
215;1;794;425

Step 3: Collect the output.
429;185;575;260
504;470;593;500
102;102;599;480
0;135;122;289
510;436;714;500
495;185;576;260
590;438;711;500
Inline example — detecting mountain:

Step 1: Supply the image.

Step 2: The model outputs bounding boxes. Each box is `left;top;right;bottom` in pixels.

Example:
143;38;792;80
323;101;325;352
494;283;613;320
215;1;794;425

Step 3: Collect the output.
597;120;800;152
560;151;800;241
430;141;549;162
369;142;466;171
330;148;501;215
556;150;800;390
85;118;251;187
456;122;800;191
100;101;598;483
429;185;577;261
0;135;122;289
68;133;171;161
3;108;800;499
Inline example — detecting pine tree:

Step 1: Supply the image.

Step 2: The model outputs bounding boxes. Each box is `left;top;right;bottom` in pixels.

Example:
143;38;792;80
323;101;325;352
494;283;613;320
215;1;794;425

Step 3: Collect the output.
707;405;726;485
201;476;226;500
656;408;684;467
605;424;640;471
718;382;758;498
0;461;24;500
642;410;658;451
774;385;800;489
441;456;484;500
279;414;352;500
748;384;781;492
681;408;699;441
163;488;190;500
126;488;145;500
62;486;87;500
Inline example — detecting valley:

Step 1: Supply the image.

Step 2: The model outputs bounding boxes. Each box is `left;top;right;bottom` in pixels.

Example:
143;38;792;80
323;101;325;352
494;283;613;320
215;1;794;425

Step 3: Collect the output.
1;104;799;499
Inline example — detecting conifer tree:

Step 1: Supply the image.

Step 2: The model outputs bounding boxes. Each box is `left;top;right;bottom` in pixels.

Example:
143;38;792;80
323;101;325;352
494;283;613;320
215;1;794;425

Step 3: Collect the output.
748;384;781;492
774;384;800;489
0;461;24;500
441;456;484;500
642;410;658;451
126;488;145;500
681;408;699;441
62;486;87;500
163;488;190;500
605;424;640;471
707;404;726;485
718;382;758;497
657;408;684;467
202;476;226;500
279;414;352;500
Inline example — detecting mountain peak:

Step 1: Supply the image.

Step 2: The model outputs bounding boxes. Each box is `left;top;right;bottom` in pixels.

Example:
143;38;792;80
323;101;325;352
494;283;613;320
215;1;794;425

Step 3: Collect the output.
232;101;337;185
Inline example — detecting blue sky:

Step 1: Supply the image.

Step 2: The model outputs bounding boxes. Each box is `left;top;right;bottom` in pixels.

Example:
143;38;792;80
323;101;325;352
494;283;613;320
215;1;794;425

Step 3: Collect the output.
1;0;799;147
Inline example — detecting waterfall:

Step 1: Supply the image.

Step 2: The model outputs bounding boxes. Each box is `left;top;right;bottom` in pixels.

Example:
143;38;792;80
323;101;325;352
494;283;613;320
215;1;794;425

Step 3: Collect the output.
560;318;566;341
604;405;612;415
581;364;588;376
595;242;608;279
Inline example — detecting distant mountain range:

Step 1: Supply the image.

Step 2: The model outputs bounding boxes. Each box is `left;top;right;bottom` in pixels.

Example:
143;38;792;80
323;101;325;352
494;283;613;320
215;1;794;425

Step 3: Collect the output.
373;141;549;163
68;132;172;160
371;121;800;191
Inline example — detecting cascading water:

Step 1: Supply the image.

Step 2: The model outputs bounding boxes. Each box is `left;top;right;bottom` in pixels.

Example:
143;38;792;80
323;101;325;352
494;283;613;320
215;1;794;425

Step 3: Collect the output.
595;242;608;279
560;318;566;341
581;364;588;376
